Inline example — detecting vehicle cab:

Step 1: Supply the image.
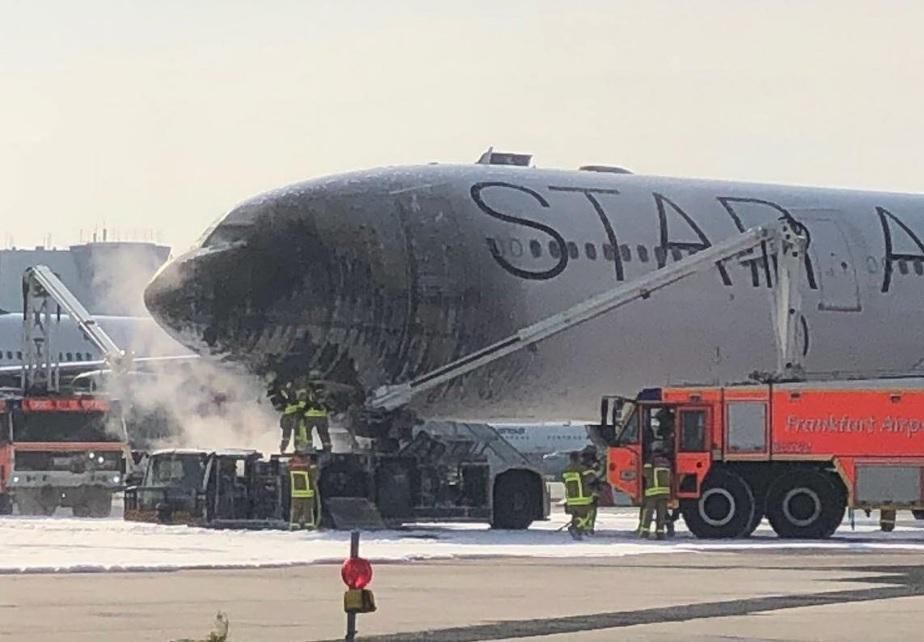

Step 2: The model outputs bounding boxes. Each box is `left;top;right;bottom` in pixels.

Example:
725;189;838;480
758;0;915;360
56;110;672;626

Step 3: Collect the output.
593;388;713;505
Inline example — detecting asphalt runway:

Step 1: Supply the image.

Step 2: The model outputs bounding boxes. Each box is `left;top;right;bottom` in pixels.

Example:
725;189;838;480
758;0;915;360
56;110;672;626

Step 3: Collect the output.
4;548;924;641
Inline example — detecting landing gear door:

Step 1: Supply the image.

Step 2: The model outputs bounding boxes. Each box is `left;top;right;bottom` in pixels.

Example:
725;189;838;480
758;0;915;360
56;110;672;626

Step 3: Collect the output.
606;409;642;503
674;407;711;499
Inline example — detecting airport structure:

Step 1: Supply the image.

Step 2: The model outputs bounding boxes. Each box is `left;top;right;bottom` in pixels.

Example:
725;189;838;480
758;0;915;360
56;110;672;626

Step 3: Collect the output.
0;239;170;315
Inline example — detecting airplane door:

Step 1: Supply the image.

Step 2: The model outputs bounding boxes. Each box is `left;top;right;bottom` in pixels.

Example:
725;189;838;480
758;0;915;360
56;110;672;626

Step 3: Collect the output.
802;216;861;312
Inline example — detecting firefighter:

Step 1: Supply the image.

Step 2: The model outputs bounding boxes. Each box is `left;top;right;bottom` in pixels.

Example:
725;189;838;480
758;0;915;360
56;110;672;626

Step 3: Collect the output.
288;451;318;530
278;384;308;454
304;392;332;452
638;437;672;539
562;450;598;540
880;507;896;532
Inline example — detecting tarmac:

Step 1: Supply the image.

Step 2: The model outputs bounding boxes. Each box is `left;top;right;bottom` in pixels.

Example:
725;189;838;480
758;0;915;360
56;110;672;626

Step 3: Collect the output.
4;548;924;641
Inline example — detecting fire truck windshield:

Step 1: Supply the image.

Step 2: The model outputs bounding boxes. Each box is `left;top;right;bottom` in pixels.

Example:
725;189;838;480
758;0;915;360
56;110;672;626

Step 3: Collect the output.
11;410;120;443
614;403;640;445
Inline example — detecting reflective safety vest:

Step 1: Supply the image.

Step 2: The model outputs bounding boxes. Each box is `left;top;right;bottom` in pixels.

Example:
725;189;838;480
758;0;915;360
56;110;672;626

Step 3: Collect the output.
562;470;594;507
284;400;307;415
305;407;328;419
290;470;315;498
644;464;671;497
294;424;311;450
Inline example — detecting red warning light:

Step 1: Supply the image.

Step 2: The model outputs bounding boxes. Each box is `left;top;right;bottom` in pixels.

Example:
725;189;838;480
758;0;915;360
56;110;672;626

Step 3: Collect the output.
341;557;373;590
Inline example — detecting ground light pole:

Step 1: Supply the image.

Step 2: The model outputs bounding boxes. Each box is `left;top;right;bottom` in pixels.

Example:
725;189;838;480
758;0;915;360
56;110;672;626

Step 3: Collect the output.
342;530;376;641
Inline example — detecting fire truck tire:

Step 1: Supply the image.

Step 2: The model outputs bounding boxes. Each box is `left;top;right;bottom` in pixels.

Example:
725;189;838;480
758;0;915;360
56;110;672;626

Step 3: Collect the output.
0;494;11;515
87;488;113;518
680;470;755;539
492;471;539;530
766;470;845;539
15;489;57;516
913;510;924;521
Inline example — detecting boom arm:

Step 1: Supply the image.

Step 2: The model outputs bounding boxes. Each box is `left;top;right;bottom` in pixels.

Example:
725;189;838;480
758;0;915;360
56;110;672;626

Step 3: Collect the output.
368;219;808;410
22;265;132;392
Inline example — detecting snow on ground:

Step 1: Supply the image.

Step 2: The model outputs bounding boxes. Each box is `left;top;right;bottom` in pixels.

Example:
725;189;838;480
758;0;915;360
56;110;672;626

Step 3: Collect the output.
4;503;924;574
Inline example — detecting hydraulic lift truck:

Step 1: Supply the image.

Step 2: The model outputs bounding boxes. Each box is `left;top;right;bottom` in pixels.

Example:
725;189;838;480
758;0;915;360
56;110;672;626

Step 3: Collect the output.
124;448;291;528
124;422;548;530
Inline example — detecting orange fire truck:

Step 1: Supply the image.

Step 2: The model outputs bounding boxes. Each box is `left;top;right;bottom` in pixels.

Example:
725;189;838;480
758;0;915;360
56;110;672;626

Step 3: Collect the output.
599;379;924;539
0;392;128;516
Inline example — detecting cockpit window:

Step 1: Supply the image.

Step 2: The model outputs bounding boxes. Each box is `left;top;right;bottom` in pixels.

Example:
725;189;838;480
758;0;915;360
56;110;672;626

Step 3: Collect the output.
201;223;253;248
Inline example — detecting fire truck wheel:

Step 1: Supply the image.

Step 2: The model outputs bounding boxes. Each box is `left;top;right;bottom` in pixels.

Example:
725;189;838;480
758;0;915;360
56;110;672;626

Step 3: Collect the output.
87;489;113;518
913;510;924;521
680;470;755;539
0;494;11;515
766;470;845;539
15;489;56;516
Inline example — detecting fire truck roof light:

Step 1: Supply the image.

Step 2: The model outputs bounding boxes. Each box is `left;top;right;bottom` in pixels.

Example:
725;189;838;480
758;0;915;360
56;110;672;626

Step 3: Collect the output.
341;557;373;590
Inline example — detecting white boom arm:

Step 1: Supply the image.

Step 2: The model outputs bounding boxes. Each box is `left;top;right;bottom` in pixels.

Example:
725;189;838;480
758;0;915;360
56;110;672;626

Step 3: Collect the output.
368;219;808;410
22;265;132;392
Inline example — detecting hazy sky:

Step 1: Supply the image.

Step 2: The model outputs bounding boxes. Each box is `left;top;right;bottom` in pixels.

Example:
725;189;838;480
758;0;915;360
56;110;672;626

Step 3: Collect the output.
2;1;923;252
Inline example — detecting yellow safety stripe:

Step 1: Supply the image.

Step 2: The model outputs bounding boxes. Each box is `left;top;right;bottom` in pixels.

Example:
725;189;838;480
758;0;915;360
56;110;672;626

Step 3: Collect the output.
306;408;328;418
290;471;315;498
562;471;593;506
645;466;671;497
284;401;307;415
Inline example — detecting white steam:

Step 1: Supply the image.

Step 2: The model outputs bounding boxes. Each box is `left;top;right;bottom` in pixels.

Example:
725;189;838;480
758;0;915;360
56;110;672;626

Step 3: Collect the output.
86;243;282;454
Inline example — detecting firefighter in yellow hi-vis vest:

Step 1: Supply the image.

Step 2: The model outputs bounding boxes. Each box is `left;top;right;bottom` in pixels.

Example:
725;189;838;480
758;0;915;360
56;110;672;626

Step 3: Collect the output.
562;451;598;540
638;443;672;539
288;452;318;530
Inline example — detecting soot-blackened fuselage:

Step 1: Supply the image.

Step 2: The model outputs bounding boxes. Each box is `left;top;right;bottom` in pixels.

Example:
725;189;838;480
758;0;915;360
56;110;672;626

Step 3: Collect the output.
145;164;924;421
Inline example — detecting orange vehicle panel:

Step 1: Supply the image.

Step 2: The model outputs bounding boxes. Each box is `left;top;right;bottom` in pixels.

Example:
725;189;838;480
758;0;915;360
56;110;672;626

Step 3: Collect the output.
608;445;641;502
770;388;924;458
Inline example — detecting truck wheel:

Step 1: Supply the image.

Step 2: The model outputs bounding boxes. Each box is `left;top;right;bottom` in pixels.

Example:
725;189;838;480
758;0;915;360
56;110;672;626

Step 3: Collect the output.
72;504;91;518
680;469;755;539
15;489;56;516
913;510;924;521
86;489;113;518
766;470;845;539
492;471;539;530
0;494;12;515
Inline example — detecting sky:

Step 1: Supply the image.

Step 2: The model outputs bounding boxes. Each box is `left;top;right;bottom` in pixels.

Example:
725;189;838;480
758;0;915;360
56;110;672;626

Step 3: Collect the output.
2;0;924;253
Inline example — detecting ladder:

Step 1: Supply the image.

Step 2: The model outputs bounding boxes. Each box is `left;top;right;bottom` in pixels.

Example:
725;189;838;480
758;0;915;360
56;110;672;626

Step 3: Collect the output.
21;265;131;393
368;219;807;410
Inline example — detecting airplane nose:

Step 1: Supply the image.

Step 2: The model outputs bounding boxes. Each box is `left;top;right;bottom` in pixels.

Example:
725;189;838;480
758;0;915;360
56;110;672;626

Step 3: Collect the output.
144;248;212;351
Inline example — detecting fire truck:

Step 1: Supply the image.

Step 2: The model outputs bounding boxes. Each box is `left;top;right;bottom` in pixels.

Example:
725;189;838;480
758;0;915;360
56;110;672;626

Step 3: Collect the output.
0;391;128;516
598;379;924;539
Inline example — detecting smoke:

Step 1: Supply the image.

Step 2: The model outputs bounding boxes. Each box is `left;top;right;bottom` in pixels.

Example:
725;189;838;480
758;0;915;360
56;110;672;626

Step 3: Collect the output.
111;359;281;454
84;241;282;454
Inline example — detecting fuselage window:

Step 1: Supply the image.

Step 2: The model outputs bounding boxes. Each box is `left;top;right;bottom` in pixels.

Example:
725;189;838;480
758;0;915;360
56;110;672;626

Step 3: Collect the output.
603;244;615;261
654;247;667;265
585;243;597;260
509;239;523;257
58;352;63;361
915;260;924;276
899;260;909;275
529;240;542;258
86;352;93;360
549;241;561;258
566;242;579;259
620;245;631;262
5;351;10;360
16;351;22;360
670;248;683;261
637;245;649;263
66;352;73;361
486;238;502;256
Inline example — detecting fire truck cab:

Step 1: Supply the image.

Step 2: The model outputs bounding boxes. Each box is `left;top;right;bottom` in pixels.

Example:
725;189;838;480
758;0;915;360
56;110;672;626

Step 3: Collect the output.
600;379;924;539
0;391;128;517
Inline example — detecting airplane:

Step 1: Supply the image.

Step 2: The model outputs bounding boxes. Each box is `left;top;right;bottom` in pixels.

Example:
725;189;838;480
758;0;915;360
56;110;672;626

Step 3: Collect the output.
491;422;594;477
0;312;190;371
143;152;924;430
